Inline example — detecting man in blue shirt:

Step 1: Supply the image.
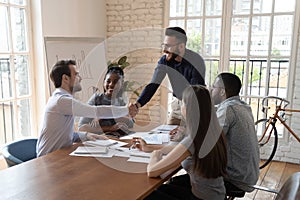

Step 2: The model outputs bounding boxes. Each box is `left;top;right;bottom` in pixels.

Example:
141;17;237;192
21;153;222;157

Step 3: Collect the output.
134;27;206;125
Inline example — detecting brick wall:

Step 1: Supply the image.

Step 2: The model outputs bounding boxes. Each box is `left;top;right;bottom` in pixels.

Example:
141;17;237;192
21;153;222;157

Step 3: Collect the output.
284;31;300;164
106;0;167;124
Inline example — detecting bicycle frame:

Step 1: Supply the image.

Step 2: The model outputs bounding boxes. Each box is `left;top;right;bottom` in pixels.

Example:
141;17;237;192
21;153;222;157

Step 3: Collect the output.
259;96;300;144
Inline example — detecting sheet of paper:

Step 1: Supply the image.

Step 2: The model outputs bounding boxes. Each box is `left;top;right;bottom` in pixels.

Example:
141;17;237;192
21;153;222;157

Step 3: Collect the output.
151;124;178;132
73;146;108;154
127;156;150;164
109;148;131;158
83;139;128;148
119;132;152;140
129;149;152;158
69;150;114;158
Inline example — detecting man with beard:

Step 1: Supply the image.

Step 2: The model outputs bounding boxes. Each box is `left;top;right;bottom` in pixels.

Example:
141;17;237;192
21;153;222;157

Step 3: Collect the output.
134;27;206;125
37;60;137;157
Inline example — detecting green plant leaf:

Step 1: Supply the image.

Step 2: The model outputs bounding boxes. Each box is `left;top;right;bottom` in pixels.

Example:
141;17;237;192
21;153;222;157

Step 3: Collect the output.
123;62;130;68
107;63;115;69
118;56;127;65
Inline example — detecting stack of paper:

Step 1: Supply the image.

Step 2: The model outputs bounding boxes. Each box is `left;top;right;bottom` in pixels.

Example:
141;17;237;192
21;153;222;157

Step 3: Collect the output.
142;134;169;144
83;139;127;148
73;146;108;154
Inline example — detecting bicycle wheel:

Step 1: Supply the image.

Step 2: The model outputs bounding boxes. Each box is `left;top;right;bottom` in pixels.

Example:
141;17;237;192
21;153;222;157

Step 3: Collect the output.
255;119;278;169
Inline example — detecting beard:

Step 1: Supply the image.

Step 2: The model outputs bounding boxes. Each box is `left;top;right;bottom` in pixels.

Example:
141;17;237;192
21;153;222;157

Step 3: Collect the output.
71;82;82;93
165;47;180;61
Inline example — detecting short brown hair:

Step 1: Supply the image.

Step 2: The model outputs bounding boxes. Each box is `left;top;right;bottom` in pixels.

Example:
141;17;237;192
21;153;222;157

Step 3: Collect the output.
50;60;76;88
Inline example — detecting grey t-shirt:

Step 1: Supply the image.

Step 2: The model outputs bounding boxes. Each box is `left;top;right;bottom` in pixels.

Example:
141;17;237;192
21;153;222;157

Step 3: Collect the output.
181;136;226;200
217;96;260;192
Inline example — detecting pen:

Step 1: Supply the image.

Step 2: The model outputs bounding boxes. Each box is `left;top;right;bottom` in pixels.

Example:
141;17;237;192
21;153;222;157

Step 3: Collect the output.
106;141;118;147
74;152;106;154
114;148;124;152
157;129;171;131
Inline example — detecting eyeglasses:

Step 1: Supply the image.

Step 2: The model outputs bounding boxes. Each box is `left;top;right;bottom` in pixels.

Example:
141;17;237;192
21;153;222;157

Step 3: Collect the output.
161;43;180;50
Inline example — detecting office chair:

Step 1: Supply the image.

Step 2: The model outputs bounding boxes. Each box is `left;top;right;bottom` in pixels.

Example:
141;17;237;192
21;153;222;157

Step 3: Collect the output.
2;138;38;167
226;172;300;199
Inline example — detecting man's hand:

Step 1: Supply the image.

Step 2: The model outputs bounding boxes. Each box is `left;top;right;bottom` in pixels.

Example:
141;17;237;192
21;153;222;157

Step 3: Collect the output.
89;119;100;128
128;103;139;118
86;132;108;141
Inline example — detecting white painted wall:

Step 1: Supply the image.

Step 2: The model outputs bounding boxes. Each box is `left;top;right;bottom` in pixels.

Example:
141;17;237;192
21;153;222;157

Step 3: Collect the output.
41;0;106;37
31;0;107;134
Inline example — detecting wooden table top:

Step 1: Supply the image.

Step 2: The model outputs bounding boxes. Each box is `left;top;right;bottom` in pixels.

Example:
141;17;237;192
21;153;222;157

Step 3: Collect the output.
0;143;176;200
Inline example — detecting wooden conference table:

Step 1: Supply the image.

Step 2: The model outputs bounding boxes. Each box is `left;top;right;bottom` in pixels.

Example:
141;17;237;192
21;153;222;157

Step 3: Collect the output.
0;136;178;200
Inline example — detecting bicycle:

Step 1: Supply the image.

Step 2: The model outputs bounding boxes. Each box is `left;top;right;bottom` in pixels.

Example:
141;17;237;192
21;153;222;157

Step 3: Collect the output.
255;96;300;169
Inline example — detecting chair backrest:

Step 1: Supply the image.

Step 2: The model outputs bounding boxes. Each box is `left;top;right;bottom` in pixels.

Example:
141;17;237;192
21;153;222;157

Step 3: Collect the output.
275;172;300;200
2;138;37;167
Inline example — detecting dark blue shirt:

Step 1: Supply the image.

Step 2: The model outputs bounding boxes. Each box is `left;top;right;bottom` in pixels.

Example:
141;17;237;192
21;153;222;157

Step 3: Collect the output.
137;49;206;107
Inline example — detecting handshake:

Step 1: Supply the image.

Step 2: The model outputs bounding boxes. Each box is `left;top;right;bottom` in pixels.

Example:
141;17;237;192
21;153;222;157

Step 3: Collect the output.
128;102;141;118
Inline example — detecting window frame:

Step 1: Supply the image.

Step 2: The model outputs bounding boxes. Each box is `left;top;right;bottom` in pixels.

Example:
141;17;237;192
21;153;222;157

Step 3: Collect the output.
165;0;300;142
0;0;36;145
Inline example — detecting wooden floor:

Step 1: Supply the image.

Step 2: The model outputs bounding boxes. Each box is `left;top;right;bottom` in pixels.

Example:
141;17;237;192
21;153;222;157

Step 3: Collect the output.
240;161;300;200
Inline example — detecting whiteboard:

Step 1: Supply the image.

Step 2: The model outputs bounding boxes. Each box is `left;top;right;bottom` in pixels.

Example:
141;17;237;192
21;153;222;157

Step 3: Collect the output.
44;37;108;103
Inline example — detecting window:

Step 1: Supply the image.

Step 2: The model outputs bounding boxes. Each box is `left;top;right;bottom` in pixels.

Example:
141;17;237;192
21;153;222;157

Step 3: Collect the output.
0;0;33;145
167;0;298;137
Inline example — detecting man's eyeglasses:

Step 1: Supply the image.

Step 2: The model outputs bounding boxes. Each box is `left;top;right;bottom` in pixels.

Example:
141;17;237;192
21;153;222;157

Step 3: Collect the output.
161;43;180;50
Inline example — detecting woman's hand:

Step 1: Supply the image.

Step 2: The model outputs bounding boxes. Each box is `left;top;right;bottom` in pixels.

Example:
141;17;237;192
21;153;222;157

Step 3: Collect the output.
169;126;186;142
133;138;155;152
110;122;129;132
86;132;108;141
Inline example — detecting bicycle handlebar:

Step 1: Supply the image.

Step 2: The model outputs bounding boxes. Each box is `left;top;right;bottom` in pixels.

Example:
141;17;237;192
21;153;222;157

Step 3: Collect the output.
261;96;290;113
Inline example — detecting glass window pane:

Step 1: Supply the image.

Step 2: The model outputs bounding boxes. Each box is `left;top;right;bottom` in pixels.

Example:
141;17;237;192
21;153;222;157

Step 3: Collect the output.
205;59;219;85
230;17;249;56
16;98;31;137
205;18;221;56
245;60;267;96
268;61;289;96
233;0;250;15
0;0;8;3
0;55;12;100
253;0;272;14
10;0;26;6
250;16;270;56
272;15;293;56
187;0;202;16
15;55;30;97
206;0;222;16
274;0;295;13
170;0;185;17
169;19;185;28
0;101;14;144
0;6;10;52
10;6;28;52
186;19;202;54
